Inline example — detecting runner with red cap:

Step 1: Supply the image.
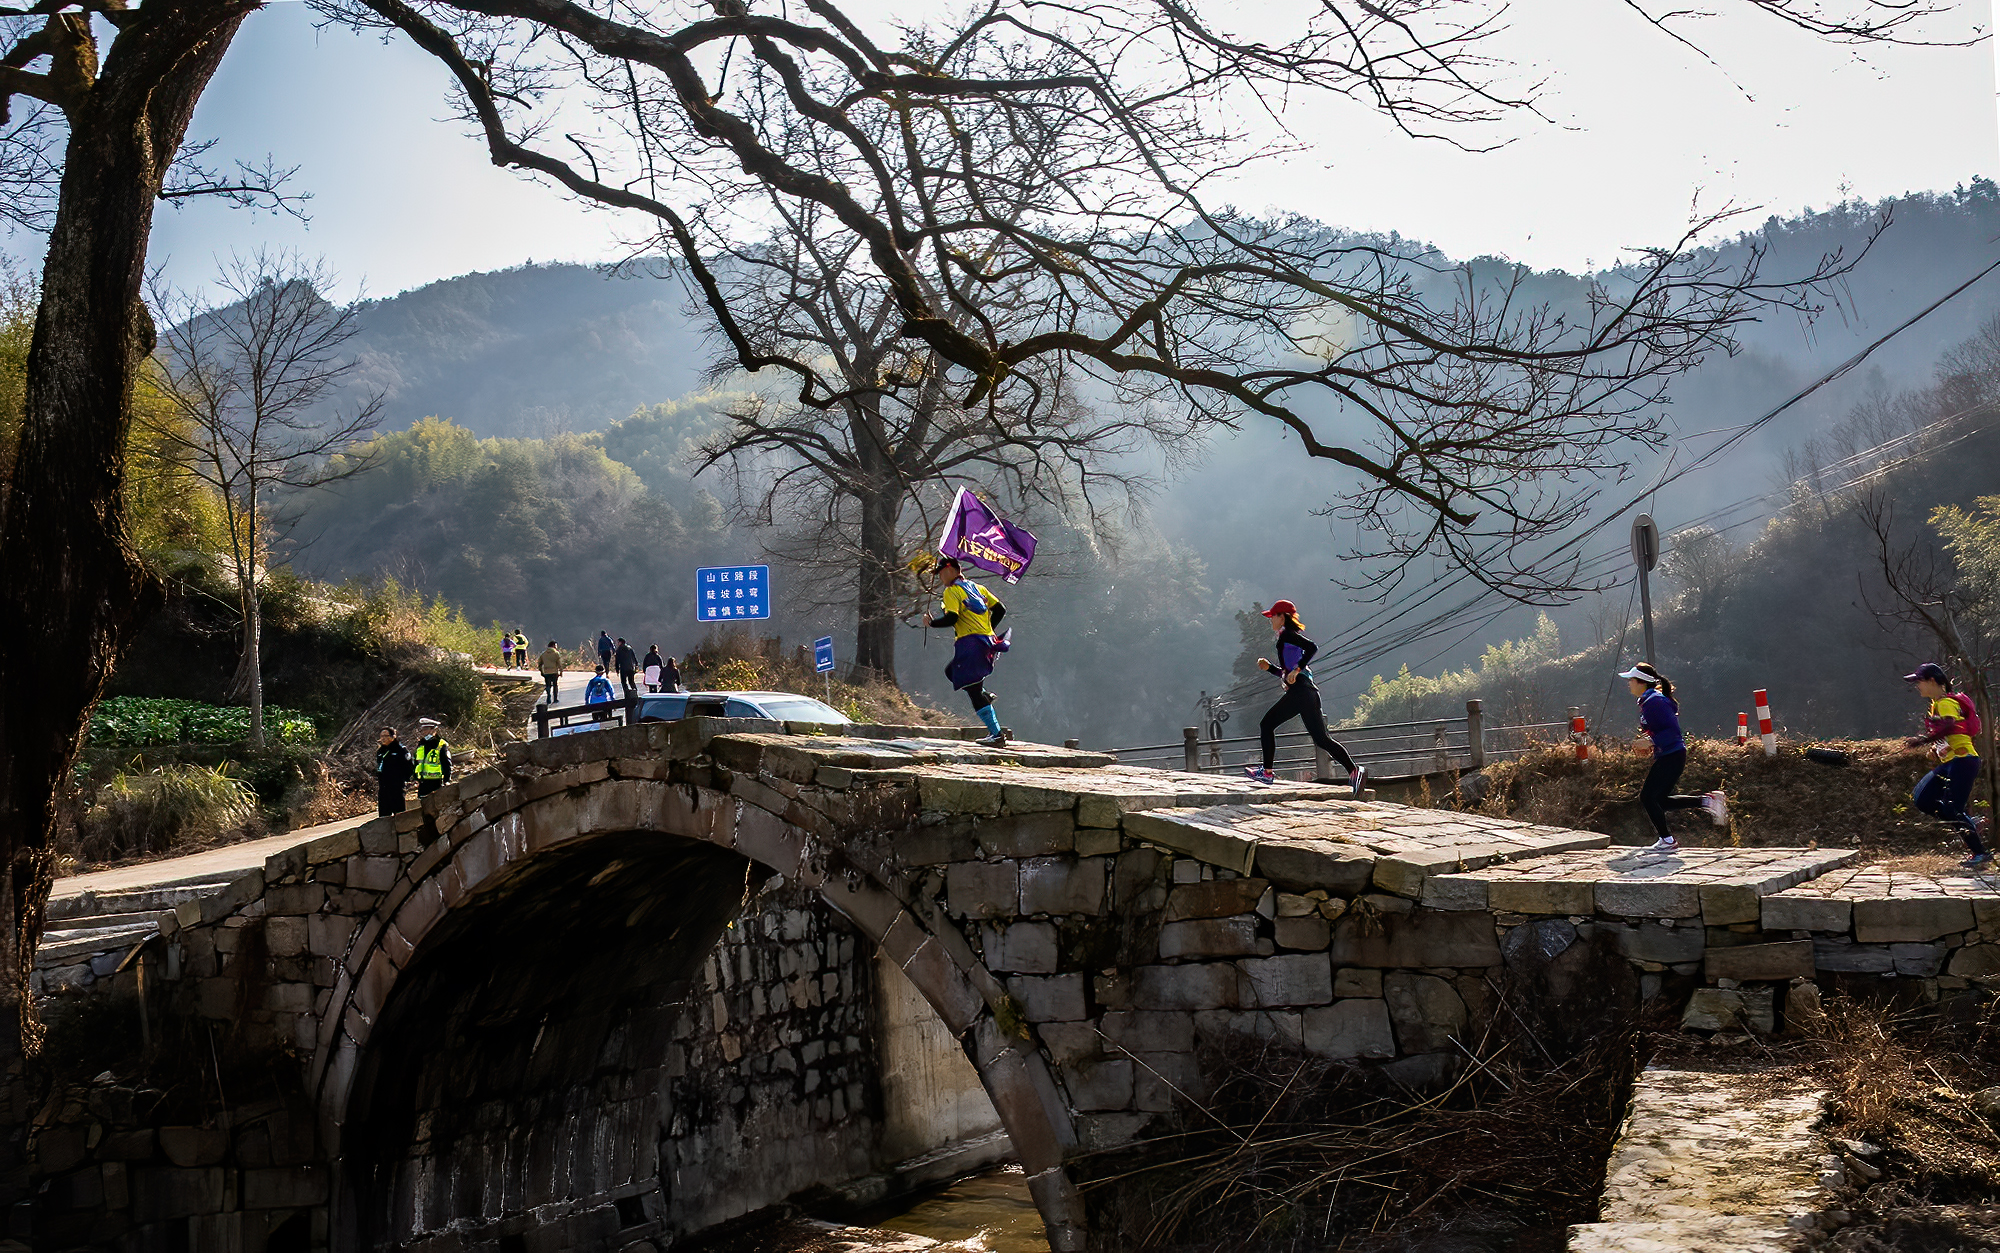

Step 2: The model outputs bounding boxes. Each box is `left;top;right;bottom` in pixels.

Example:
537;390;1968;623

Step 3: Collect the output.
1245;600;1364;797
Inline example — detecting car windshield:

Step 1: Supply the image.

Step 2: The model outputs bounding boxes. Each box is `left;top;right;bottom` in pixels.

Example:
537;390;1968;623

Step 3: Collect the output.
641;695;688;718
750;696;849;724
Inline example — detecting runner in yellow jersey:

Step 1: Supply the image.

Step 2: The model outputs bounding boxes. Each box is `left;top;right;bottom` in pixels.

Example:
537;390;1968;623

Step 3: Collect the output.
928;557;1012;746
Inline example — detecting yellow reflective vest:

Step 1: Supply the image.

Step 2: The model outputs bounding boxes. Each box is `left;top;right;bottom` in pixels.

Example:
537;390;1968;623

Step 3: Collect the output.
414;738;450;781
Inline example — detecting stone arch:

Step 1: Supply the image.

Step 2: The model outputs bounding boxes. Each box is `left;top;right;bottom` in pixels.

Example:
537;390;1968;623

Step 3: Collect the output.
313;768;1085;1251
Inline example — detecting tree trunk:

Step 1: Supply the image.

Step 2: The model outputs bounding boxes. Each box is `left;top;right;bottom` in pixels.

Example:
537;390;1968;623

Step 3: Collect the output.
245;574;266;750
0;0;253;1137
852;486;901;685
244;495;265;749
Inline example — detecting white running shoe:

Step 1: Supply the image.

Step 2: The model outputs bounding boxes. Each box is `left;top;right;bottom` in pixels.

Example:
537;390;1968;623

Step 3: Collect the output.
1647;835;1679;854
1703;790;1729;828
1350;765;1367;800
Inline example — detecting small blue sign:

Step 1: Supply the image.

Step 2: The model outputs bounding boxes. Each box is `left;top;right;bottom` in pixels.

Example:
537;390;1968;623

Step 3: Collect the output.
695;565;772;621
813;636;835;673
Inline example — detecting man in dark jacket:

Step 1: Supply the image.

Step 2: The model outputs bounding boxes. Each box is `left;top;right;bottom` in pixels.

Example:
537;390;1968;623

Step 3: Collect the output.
614;637;640;699
597;630;615;674
376;727;414;817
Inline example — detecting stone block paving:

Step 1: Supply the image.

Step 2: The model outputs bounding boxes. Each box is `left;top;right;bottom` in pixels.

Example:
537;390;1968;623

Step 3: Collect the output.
1764;866;2000;940
1567;1067;1827;1252
1115;799;1605;892
1430;847;1856;921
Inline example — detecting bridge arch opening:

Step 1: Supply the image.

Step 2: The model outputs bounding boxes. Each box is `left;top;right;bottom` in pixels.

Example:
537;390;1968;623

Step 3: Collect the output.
330;785;1047;1252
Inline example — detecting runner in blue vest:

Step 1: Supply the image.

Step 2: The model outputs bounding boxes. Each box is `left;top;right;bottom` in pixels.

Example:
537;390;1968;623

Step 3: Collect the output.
1621;662;1726;852
1245;601;1364;797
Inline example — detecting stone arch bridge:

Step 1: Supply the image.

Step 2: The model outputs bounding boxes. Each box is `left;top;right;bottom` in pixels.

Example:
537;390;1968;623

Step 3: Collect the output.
36;717;1973;1253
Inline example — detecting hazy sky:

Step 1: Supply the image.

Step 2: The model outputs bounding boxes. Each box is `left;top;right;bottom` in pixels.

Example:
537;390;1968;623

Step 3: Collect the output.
6;0;1996;301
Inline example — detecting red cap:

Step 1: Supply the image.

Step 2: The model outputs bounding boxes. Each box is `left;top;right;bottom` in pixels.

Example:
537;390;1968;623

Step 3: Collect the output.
1261;600;1296;618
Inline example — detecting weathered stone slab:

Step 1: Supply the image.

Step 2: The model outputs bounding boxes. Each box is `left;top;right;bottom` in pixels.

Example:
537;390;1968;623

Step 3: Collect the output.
1852;896;1976;943
1327;910;1501;968
1236;954;1333;1008
1158;917;1259;960
1703;941;1812;982
1448;848;1855;921
1302;999;1395;1059
1615;921;1705;964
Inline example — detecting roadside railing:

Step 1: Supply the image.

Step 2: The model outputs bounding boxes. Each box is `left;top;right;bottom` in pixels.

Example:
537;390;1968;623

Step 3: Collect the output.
533;694;640;739
1106;699;1573;782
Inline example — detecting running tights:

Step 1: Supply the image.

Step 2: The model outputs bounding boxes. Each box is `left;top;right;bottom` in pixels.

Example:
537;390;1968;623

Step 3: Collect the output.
1916;755;1985;854
1639;749;1706;841
964;682;994;713
1259;681;1357;775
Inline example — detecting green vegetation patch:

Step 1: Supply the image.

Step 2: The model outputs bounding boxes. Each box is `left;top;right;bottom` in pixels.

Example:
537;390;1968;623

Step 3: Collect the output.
90;696;318;747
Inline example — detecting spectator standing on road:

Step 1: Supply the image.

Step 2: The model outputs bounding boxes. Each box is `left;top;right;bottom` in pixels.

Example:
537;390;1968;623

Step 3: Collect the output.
514;630;530;666
597;630;615;674
412;717;452;800
614;637;640;698
1243;601;1364;797
1904;662;1989;868
1621;663;1727;854
375;727;414;817
501;631;515;668
662;654;682;693
537;639;564;705
643;645;665;693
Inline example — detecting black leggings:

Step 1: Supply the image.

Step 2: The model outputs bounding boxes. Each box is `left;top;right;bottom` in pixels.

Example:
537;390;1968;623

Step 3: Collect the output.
1260;680;1356;775
1639;750;1706;840
964;682;995;713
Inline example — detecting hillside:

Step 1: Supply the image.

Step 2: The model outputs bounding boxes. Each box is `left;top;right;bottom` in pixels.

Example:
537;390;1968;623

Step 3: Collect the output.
266;187;2000;747
332;262;708;437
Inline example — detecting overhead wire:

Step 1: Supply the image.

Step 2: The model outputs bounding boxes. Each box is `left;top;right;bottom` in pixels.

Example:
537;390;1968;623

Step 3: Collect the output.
1305;257;2000;685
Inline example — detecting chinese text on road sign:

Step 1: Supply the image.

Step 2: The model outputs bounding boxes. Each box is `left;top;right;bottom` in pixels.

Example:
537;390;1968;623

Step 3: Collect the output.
696;565;771;621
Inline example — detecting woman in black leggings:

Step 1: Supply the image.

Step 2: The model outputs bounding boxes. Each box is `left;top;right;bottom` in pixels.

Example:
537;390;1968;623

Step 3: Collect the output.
1246;600;1364;798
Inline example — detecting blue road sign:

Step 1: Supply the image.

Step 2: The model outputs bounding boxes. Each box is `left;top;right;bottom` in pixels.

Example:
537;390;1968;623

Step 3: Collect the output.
695;565;771;621
813;636;835;673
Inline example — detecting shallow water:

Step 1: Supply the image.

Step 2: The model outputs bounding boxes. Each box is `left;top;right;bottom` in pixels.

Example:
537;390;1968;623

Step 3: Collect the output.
867;1165;1049;1252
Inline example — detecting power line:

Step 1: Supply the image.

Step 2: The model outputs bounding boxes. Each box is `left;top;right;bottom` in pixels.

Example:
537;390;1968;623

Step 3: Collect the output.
1312;257;2000;681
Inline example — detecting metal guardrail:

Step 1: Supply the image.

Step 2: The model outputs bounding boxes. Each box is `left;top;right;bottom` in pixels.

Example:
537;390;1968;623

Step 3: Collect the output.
533;694;640;739
1106;699;1577;782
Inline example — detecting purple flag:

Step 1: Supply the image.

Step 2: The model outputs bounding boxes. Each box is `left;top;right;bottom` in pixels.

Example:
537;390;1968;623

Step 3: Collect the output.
938;487;1038;584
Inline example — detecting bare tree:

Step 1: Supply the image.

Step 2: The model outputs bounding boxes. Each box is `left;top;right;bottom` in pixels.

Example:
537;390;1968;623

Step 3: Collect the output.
692;161;1196;682
147;252;381;748
1856;488;2000;829
0;0;1962;1078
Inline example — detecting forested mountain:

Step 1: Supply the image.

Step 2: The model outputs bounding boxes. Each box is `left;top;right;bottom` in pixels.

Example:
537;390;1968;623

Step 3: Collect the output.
272;185;2000;746
332;263;708;438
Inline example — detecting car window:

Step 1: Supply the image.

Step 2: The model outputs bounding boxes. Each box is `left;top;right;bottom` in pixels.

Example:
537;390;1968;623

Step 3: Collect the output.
640;695;688;720
754;697;849;724
723;698;767;719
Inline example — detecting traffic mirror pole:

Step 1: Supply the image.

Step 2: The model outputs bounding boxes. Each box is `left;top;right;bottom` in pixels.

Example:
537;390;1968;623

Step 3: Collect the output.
1631;513;1660;667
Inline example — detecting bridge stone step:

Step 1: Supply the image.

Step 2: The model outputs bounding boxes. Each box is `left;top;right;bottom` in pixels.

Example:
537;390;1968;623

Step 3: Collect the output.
46;884;229;922
1566;1067;1827;1251
1119;799;1608;895
1426;848;1857;922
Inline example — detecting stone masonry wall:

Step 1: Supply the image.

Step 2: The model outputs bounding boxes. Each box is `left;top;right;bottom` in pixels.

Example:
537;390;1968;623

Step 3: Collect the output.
24;722;1997;1252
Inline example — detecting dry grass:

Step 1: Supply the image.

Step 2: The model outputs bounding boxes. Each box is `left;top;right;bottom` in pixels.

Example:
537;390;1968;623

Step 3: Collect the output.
1075;1013;1643;1252
1806;997;2000;1195
1476;738;1984;861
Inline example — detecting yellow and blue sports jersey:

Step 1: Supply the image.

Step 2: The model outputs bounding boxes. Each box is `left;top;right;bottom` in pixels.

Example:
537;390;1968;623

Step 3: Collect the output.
941;580;1000;638
1931;696;1979;760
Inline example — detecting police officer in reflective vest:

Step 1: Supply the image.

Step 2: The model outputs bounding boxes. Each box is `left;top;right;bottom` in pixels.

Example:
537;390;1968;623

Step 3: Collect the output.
412;716;452;799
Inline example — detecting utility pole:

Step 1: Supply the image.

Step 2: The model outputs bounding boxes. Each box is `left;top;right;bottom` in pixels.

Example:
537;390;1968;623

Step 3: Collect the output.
1631;513;1661;666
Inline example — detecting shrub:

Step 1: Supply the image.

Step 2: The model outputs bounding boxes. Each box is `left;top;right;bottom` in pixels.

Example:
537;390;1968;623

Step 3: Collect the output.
89;696;317;747
78;763;261;860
